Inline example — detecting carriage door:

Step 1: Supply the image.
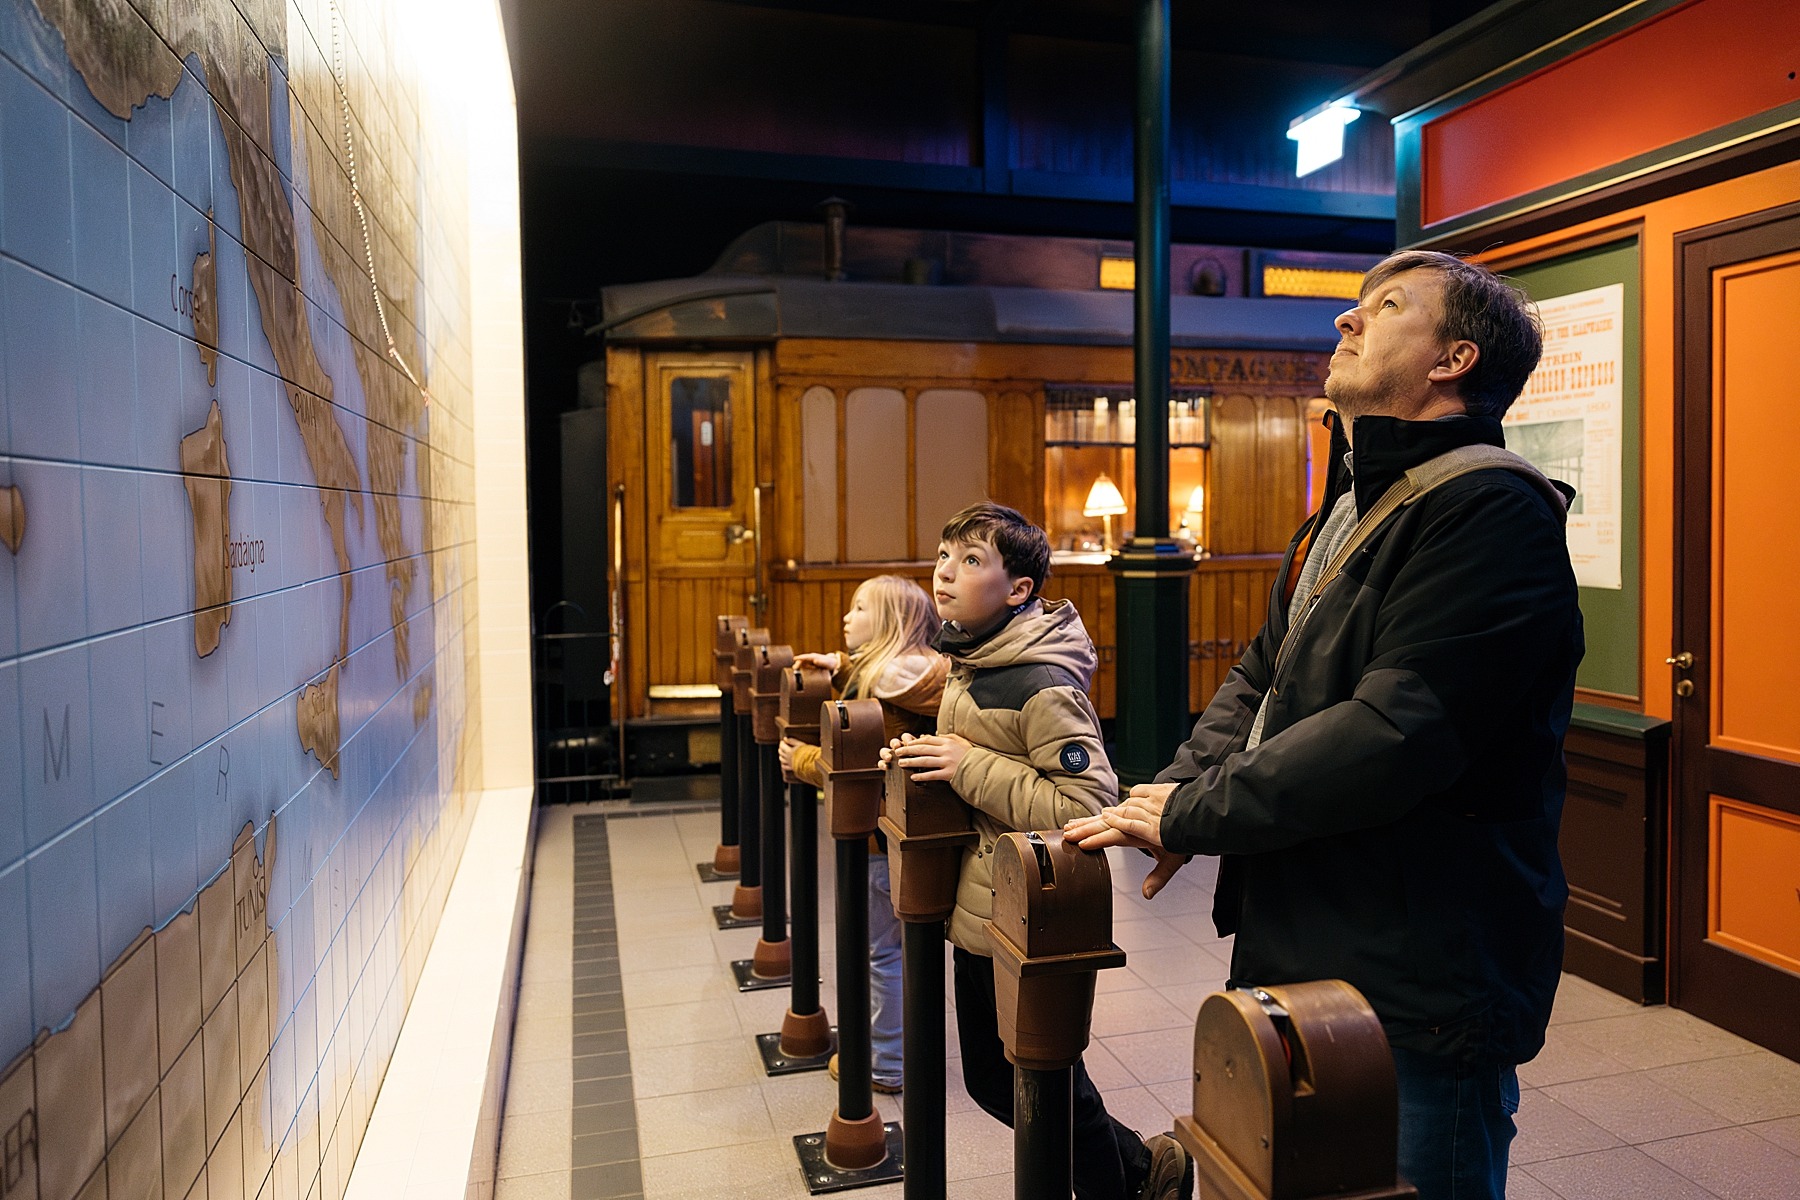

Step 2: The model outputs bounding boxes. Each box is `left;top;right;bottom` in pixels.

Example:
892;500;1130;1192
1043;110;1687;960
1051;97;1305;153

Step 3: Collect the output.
1672;206;1800;1059
643;351;758;714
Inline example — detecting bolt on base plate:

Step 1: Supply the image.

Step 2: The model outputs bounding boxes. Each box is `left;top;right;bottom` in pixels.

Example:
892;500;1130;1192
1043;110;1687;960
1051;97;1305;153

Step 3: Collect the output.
731;958;790;992
756;1028;837;1075
712;903;759;929
696;861;740;883
792;1124;906;1194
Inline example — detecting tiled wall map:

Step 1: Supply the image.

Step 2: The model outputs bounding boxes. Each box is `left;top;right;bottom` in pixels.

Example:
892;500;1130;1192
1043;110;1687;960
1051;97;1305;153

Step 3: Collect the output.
0;0;488;1195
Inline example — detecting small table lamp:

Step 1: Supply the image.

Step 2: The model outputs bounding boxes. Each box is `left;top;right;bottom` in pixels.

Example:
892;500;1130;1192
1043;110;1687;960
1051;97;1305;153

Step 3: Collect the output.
1083;474;1128;553
1181;485;1205;554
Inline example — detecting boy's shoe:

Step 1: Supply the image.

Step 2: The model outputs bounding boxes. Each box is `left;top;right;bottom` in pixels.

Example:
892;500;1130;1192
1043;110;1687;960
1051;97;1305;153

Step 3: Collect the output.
1137;1133;1192;1200
827;1053;902;1094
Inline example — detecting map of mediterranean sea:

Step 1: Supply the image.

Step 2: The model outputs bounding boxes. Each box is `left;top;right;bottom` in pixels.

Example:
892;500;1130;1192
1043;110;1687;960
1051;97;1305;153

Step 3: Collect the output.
0;0;483;1194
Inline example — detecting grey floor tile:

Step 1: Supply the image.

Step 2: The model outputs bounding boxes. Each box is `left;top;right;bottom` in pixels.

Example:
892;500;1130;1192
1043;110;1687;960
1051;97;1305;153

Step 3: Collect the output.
1543;1072;1734;1144
633;1085;775;1157
1101;1026;1195;1086
1642;1126;1800;1199
497;1108;572;1179
1089;986;1192;1038
1503;1167;1563;1200
1648;1052;1800;1125
1509;1093;1626;1164
1547;976;1644;1026
1563;1007;1761;1071
495;1169;574;1200
1524;1145;1718;1200
629;1036;763;1099
1518;1026;1636;1089
1747;1115;1800;1157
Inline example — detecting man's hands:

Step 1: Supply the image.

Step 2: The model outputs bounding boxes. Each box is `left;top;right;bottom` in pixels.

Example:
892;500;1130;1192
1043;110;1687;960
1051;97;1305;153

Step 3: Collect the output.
1063;782;1192;900
879;731;973;782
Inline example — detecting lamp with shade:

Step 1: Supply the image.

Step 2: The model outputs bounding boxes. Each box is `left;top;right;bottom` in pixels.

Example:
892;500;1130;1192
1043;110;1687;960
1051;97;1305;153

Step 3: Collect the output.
1180;485;1205;556
1083;474;1128;553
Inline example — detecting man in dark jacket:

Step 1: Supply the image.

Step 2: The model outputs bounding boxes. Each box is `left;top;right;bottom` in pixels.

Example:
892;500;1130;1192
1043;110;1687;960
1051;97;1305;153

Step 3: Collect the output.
1067;250;1583;1200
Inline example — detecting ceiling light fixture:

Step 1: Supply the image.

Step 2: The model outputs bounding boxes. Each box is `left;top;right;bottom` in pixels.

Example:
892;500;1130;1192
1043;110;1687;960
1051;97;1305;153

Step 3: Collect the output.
1287;99;1360;177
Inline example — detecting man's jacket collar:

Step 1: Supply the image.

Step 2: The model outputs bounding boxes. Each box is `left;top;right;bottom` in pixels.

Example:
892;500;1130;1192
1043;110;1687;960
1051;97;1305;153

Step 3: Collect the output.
1326;412;1507;515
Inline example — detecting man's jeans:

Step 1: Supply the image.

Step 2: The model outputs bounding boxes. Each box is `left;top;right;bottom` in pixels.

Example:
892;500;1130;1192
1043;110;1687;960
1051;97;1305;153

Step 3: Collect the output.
867;856;904;1088
1392;1046;1520;1200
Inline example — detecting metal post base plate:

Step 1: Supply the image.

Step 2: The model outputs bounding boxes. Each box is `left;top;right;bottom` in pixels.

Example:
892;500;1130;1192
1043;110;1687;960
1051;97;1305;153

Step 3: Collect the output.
755;1028;838;1075
712;903;759;929
793;1124;906;1194
696;862;740;883
731;958;791;991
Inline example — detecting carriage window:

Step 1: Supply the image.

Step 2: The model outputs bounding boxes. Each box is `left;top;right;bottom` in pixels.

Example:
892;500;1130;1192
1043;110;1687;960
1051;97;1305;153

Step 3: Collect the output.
670;376;733;507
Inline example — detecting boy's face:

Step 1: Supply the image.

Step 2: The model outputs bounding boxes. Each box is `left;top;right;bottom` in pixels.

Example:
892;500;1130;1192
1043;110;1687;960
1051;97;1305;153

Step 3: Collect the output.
933;536;1032;633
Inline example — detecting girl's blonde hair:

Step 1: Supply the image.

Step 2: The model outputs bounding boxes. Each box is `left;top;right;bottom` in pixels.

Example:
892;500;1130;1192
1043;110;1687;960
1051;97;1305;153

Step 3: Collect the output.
841;575;939;700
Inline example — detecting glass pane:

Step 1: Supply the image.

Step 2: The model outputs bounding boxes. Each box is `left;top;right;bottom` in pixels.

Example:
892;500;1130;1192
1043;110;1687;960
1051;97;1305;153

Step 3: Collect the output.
670;376;733;508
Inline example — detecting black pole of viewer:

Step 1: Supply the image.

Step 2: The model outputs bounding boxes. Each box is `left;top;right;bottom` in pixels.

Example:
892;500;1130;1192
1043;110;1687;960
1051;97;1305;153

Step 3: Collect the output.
882;763;979;1200
758;665;836;1073
736;643;792;990
795;699;901;1190
703;615;746;883
722;631;766;929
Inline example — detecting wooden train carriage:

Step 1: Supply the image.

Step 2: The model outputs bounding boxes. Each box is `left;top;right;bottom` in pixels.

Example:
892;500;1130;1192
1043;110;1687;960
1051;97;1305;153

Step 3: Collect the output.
599;227;1348;727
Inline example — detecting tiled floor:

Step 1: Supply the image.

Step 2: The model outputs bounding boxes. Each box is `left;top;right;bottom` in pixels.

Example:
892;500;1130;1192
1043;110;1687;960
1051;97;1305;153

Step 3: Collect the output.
494;800;1800;1200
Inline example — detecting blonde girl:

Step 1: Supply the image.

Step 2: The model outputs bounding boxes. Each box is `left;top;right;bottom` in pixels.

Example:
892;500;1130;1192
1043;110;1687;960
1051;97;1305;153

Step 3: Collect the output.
779;574;947;1092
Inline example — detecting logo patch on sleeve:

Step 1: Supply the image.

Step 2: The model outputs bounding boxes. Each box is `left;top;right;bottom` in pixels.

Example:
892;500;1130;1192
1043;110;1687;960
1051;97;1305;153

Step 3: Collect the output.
1059;743;1091;773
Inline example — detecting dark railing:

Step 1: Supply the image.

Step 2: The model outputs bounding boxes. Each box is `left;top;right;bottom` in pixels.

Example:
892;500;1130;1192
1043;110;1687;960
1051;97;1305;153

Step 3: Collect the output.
533;601;626;803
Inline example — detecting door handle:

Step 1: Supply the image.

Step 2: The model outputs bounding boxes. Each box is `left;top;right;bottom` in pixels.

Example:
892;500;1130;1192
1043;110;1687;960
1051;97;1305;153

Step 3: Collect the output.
1666;651;1694;669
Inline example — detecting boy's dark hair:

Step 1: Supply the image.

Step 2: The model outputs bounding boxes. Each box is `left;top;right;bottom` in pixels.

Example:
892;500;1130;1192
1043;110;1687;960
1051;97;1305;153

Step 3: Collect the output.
940;502;1051;601
1361;250;1544;420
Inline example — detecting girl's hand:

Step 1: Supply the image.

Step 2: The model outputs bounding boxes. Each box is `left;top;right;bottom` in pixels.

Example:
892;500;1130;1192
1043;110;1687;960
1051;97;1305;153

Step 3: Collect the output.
778;738;798;772
891;734;971;782
793;652;840;672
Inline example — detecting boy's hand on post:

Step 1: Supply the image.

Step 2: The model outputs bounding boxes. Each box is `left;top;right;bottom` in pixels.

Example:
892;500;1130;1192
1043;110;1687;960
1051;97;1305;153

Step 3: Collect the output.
891;733;971;782
878;732;915;767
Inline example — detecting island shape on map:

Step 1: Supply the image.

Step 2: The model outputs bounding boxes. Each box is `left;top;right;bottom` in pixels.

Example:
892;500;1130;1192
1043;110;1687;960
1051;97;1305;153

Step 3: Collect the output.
0;484;22;554
180;400;233;657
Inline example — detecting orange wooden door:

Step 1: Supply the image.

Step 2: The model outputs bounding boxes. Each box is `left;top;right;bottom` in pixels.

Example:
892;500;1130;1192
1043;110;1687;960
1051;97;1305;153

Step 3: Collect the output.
641;351;760;708
1673;206;1800;1058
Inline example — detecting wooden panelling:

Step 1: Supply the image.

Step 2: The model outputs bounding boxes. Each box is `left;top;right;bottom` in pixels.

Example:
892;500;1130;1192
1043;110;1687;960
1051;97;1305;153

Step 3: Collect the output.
1191;558;1281;707
1208;395;1260;555
1256;396;1310;551
989;389;1045;521
1041;566;1118;716
1562;718;1670;1002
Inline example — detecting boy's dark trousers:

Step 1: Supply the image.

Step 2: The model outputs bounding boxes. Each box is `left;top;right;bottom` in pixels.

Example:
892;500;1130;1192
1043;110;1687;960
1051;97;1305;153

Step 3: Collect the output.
952;946;1151;1200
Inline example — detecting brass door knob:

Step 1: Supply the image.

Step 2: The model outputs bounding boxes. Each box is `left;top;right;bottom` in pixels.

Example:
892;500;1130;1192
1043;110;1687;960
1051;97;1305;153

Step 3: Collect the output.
1666;652;1694;669
1676;680;1695;698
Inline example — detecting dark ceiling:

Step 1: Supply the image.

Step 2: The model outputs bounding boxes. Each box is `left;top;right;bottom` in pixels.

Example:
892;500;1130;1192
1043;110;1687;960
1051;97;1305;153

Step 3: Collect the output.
507;0;1499;299
502;0;1499;609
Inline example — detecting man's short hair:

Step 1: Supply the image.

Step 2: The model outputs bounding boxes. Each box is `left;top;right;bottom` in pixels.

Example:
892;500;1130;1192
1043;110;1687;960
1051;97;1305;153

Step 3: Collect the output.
1362;250;1543;419
940;502;1050;601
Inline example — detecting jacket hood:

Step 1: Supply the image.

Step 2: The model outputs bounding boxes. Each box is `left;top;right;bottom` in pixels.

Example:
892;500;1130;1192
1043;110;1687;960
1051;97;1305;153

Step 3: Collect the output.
872;650;949;715
935;597;1097;679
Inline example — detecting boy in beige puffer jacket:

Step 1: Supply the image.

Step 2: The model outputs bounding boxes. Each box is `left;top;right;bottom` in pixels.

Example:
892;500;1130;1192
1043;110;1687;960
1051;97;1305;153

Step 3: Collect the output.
886;502;1189;1200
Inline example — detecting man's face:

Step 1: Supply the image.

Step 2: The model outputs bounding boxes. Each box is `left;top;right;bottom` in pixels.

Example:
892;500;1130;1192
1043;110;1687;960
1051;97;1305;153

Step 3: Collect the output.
1325;269;1454;422
933;537;1030;633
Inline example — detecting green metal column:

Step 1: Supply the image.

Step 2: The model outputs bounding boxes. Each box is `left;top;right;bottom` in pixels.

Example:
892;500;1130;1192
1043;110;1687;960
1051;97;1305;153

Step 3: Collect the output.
1109;0;1194;786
